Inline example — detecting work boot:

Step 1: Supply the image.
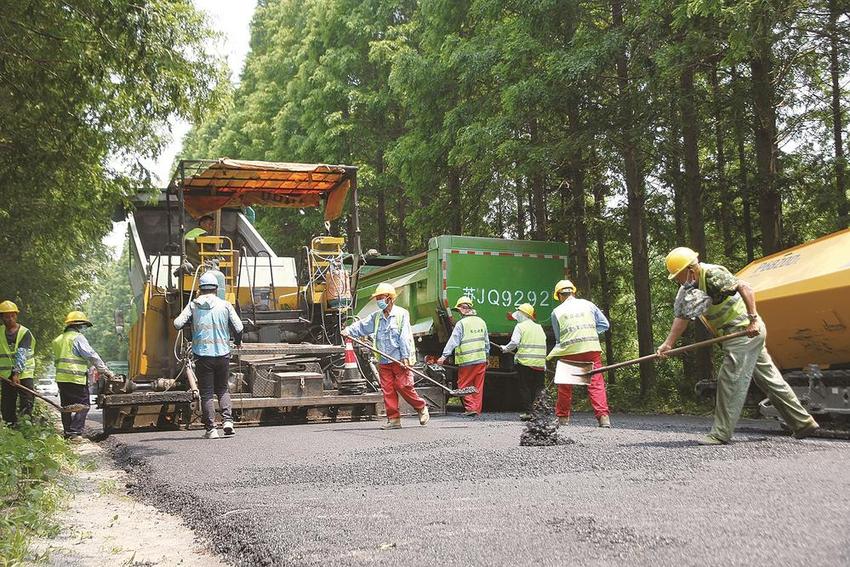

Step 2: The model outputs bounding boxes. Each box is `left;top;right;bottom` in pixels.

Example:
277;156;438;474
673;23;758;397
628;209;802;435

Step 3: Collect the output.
792;420;820;439
223;420;235;436
597;415;611;428
696;435;727;446
462;411;479;418
381;418;402;430
418;406;430;426
68;434;84;444
558;416;570;426
203;428;219;439
519;413;532;422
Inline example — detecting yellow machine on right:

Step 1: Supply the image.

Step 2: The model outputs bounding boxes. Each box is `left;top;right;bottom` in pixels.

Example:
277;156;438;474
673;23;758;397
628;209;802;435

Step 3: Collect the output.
735;227;850;425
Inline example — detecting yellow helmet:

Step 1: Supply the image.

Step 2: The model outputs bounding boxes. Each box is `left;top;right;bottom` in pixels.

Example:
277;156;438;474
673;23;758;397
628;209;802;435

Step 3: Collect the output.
514;303;535;320
64;310;93;327
0;300;19;314
553;279;576;300
665;247;699;280
453;296;474;309
371;282;397;299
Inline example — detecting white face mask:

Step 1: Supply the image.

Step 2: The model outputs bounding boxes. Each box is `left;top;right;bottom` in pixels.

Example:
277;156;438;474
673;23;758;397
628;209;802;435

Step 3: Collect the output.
512;311;528;323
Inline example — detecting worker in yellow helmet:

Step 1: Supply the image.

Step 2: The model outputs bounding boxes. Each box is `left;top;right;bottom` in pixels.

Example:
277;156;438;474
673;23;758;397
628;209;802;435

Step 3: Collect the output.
52;311;116;442
438;296;489;417
0;301;36;426
499;303;547;421
546;280;612;427
342;282;429;430
658;247;819;445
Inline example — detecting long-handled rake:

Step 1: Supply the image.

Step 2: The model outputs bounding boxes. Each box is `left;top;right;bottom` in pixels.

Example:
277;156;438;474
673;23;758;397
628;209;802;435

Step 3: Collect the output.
1;375;88;413
555;330;750;384
346;335;478;397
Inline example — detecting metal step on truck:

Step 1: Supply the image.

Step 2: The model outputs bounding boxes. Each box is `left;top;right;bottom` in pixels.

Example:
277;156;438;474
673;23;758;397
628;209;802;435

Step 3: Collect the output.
99;159;386;433
353;235;571;411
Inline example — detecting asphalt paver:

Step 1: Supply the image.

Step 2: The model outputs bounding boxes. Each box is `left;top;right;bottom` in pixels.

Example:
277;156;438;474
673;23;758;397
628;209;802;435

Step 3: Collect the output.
105;413;850;566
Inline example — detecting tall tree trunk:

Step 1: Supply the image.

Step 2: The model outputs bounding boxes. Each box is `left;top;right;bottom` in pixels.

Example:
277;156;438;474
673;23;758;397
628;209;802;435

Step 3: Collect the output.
710;63;734;258
732;65;755;262
666;98;686;244
515;177;526;239
397;191;408;253
375;150;388;252
750;11;782;254
530;119;547;239
612;0;655;396
680;64;713;388
568;99;590;293
447;169;462;234
593;182;616;383
829;0;850;229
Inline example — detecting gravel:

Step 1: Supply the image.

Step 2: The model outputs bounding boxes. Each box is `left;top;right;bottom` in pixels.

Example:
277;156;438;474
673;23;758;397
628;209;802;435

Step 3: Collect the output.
103;413;850;566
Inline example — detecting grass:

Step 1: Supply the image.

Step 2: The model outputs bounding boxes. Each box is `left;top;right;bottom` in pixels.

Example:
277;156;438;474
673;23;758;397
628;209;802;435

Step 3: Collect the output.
0;407;77;566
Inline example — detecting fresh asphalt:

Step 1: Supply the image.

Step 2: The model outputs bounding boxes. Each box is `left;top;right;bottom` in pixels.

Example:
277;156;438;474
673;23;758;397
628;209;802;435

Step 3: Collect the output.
95;412;850;566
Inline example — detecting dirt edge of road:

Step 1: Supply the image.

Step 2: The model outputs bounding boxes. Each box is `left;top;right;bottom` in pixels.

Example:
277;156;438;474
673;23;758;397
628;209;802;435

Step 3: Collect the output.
28;437;228;567
105;435;282;567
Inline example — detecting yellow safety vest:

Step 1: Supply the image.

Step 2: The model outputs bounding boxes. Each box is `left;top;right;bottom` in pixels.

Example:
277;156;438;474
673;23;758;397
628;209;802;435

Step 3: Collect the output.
52;330;88;385
698;264;749;336
454;316;488;366
0;325;36;380
547;299;601;359
514;320;547;369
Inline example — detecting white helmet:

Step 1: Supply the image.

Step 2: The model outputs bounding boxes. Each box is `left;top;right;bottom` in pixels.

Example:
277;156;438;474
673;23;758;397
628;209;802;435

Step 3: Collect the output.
199;272;219;289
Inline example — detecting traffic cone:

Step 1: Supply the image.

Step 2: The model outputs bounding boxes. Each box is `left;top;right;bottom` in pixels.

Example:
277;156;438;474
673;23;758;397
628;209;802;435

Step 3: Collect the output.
338;338;367;394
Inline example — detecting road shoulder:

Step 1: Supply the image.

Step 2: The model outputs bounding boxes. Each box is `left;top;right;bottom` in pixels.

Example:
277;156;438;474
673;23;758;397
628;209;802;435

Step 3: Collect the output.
28;439;227;567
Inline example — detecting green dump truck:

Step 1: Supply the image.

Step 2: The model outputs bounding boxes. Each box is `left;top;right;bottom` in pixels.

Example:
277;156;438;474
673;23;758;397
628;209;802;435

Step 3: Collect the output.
353;235;570;410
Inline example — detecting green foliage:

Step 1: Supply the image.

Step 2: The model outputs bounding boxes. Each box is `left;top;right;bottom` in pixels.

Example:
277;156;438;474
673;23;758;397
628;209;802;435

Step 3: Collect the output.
0;409;76;565
84;245;134;363
0;1;224;350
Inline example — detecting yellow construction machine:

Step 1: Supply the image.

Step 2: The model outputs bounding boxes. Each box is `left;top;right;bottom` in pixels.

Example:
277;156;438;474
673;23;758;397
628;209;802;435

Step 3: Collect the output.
99;159;387;432
736;228;850;423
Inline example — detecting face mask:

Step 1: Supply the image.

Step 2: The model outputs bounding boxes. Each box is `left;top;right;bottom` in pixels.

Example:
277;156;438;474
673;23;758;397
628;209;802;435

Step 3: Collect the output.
376;299;389;310
682;271;697;289
512;311;527;323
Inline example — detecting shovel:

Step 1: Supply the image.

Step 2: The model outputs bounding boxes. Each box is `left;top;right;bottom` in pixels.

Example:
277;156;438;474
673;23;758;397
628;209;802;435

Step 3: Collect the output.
346;335;479;397
554;330;750;385
1;375;88;413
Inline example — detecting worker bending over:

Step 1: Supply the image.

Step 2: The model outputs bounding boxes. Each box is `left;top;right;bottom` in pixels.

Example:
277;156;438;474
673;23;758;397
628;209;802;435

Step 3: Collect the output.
0;301;36;426
547;280;611;427
342;283;429;430
173;272;243;439
438;296;489;417
658;247;819;445
52;311;115;442
500;303;547;420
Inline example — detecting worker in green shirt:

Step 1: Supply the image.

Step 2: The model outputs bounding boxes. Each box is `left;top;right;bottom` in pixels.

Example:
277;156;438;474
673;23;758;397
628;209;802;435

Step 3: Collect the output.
658;247;819;445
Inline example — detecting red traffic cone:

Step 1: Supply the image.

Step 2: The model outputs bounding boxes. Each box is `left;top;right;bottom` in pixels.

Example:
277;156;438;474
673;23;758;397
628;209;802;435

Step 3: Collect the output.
338;338;366;394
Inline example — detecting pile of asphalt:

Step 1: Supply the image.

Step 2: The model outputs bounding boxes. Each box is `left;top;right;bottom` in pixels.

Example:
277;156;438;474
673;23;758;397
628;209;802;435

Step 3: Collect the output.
520;391;574;446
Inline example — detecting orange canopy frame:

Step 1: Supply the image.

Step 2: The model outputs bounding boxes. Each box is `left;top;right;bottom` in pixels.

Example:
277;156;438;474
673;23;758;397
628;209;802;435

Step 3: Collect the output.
169;159;357;222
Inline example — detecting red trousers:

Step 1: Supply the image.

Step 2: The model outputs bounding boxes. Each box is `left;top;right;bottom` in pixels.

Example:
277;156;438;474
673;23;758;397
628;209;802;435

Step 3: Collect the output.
457;362;487;414
557;351;609;418
379;362;426;419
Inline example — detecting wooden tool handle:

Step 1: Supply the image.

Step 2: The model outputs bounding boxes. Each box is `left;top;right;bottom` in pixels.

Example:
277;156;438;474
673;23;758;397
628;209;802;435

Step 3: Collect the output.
346;335;450;392
1;374;64;411
580;330;750;376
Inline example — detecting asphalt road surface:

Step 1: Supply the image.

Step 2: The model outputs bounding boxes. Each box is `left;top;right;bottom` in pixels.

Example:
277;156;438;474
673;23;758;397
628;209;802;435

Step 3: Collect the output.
101;413;850;566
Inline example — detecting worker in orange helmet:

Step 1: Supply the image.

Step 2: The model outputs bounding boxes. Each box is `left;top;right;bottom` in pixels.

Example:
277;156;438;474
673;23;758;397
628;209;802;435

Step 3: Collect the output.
546;280;611;428
438;296;489;417
658;247;819;445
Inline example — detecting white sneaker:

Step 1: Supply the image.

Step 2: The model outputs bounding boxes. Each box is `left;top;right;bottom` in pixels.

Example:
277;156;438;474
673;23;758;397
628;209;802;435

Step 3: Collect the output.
223;421;235;436
203;428;219;439
418;406;430;426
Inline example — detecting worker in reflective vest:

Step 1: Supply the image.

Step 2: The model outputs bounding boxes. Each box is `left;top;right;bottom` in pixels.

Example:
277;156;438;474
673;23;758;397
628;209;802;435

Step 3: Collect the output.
546;280;611;428
342;282;429;430
178;214;215;275
438;296;489;417
173;271;244;439
500;303;547;421
53;311;115;442
0;301;36;426
658;247;819;445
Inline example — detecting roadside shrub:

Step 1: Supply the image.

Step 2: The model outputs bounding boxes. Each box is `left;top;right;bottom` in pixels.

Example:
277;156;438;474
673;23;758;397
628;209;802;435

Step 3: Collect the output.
0;408;76;566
